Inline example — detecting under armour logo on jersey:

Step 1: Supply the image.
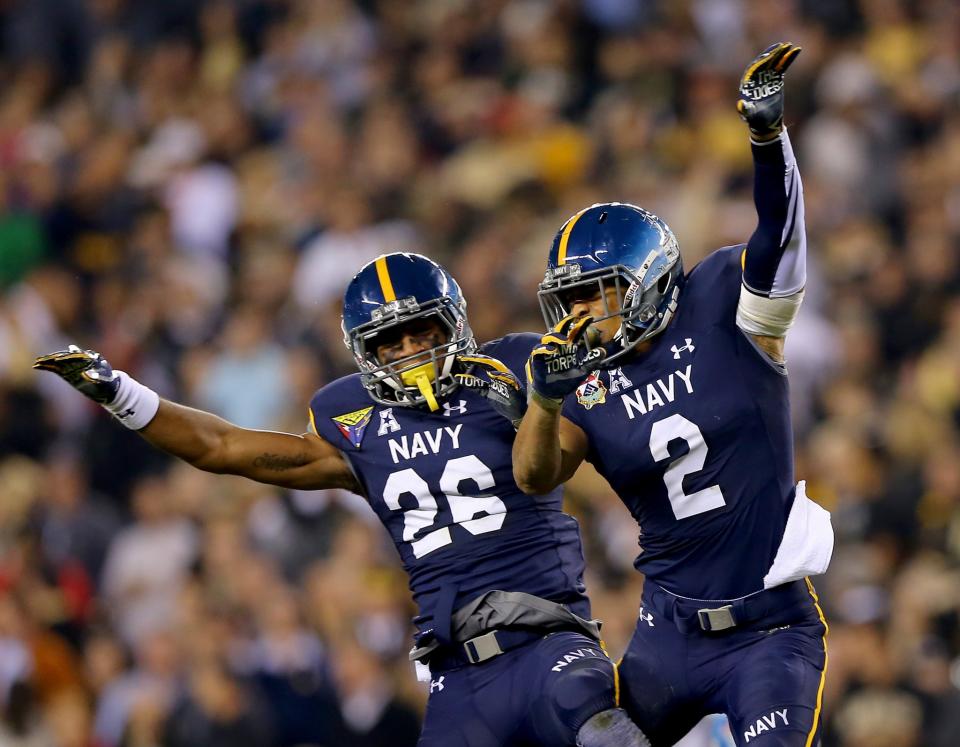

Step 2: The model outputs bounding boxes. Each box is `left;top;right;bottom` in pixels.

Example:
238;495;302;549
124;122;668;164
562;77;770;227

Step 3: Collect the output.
443;400;467;417
638;607;654;627
671;338;695;359
430;676;445;693
377;408;401;436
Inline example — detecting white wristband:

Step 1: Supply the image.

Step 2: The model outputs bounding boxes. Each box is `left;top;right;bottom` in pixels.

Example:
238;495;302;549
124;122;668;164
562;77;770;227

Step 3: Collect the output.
736;285;804;338
104;371;160;430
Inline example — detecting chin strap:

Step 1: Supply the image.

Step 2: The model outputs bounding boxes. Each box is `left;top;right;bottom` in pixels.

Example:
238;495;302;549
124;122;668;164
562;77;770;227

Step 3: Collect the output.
415;372;439;411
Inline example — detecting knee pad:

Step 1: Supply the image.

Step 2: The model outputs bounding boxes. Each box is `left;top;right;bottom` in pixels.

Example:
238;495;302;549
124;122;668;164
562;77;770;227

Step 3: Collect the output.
540;657;618;736
576;708;652;747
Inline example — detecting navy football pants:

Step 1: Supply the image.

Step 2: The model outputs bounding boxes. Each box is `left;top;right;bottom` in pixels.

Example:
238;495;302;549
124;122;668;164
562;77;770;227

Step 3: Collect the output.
619;579;827;747
418;631;619;746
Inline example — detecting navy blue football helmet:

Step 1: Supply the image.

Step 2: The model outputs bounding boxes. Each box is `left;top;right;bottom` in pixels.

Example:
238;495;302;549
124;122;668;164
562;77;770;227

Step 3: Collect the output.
342;253;476;410
539;202;684;366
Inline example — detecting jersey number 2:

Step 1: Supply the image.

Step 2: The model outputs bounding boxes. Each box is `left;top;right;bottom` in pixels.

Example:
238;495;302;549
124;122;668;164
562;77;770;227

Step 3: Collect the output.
649;414;726;520
383;455;507;558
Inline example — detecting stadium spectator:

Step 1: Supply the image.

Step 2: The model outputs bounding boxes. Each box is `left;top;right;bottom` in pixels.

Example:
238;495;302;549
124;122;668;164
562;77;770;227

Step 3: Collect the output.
1;1;959;744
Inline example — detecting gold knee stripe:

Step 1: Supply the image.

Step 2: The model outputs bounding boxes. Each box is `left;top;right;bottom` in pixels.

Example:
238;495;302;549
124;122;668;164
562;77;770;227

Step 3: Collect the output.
804;577;829;747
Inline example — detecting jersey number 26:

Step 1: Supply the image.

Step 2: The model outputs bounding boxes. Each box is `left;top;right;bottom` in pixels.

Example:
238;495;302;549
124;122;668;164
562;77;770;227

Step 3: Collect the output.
383;455;506;558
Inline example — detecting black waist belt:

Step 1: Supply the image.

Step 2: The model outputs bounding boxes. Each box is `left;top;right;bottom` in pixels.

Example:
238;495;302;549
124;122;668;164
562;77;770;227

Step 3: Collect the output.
410;590;601;670
426;627;552;670
647;579;812;634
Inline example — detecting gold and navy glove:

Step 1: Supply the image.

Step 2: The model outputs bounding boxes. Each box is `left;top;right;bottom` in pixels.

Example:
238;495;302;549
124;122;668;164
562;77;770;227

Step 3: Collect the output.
33;345;121;403
34;345;160;430
526;315;605;409
737;42;801;141
456;353;526;428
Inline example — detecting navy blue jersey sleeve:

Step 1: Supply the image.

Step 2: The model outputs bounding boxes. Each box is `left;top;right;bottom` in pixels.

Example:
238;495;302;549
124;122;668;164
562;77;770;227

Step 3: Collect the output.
479;333;542;379
559;387;588;430
308;374;376;452
743;130;806;298
682;245;746;329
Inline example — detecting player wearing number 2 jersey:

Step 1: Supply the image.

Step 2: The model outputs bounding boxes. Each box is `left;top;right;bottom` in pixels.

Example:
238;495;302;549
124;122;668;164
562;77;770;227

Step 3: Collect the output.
34;252;649;747
513;44;834;746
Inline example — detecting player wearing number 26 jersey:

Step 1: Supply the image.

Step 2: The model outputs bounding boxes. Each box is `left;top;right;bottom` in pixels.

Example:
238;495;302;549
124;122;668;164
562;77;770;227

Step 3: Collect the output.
34;252;649;747
514;44;834;747
309;334;589;642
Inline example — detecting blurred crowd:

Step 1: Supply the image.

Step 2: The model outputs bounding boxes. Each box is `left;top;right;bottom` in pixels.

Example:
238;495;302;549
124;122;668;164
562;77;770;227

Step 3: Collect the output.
0;0;959;745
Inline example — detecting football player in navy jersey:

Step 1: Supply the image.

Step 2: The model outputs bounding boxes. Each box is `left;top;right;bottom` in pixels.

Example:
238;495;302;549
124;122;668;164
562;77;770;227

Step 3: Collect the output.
513;44;834;746
34;252;650;746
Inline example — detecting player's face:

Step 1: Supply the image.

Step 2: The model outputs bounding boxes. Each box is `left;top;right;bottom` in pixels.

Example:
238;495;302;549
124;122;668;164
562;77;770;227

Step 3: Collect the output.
373;317;449;366
566;285;623;343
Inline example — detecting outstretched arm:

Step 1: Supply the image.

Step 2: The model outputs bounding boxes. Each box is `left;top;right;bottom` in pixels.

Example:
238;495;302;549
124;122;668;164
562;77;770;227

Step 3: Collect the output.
34;347;360;492
140;400;358;490
736;42;806;362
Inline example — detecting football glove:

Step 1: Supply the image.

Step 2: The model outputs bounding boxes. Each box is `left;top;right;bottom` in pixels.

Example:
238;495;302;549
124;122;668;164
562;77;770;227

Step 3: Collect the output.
33;345;121;404
737;42;801;140
456;353;526;428
526;315;605;406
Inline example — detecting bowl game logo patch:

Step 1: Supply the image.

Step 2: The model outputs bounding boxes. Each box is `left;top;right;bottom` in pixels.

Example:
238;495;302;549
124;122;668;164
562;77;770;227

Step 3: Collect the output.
331;406;374;448
576;373;606;410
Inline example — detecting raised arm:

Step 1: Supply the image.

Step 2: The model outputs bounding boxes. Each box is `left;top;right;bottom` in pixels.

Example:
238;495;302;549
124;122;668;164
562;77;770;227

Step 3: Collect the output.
513;399;589;495
34;347;360;492
736;42;806;362
511;316;602;494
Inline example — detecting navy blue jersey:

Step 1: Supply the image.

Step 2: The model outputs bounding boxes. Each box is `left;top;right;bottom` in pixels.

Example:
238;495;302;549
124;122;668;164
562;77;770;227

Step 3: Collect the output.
562;246;795;599
309;333;590;639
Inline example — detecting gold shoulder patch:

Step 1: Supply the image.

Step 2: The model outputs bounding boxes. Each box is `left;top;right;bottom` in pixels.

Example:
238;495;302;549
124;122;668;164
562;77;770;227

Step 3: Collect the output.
332;406;374;427
331;406;374;448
